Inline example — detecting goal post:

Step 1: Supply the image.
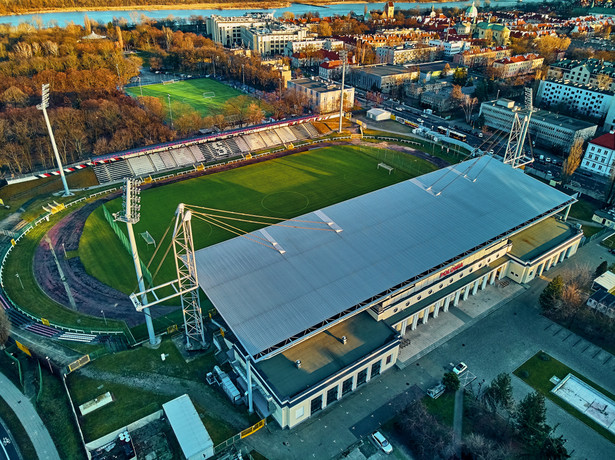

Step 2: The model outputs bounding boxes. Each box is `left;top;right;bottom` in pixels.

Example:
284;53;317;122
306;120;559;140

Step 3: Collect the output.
140;231;156;247
203;91;215;99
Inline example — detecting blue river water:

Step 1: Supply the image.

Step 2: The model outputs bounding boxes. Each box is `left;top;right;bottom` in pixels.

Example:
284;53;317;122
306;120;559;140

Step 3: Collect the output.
0;1;545;27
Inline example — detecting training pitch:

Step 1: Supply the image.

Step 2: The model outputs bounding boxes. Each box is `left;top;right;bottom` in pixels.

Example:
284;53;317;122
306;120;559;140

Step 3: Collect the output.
79;144;438;294
125;77;258;117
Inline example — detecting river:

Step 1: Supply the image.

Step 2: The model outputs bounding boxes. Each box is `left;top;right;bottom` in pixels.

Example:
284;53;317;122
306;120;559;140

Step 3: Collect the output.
0;1;547;27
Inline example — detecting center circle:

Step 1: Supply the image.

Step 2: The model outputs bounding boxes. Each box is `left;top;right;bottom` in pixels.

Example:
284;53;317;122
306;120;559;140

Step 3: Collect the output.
261;191;310;215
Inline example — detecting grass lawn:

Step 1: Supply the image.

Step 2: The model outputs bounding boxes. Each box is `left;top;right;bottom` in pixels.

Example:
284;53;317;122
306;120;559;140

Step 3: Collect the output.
0;397;38;460
423;392;456;427
569;197;599;222
602;233;615;249
582;225;603;238
80;144;434;294
88;337;216;382
126;77;263;119
514;351;615;444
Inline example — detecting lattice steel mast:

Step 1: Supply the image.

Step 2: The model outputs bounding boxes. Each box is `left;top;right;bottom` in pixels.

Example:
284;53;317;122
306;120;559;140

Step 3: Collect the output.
503;88;534;169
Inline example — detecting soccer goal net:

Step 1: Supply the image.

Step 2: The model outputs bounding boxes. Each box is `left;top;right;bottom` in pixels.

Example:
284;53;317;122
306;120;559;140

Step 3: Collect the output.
162;79;176;85
203;91;215;99
140;231;156;247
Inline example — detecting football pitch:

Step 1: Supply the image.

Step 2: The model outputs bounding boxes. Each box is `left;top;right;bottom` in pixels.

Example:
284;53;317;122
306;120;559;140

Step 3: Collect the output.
79;144;438;294
125;77;259;117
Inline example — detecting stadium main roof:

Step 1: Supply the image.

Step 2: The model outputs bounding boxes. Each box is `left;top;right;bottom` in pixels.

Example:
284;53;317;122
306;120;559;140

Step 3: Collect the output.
194;157;575;361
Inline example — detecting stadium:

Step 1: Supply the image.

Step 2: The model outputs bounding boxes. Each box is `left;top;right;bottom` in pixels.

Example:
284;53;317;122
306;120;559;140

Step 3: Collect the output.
0;111;583;431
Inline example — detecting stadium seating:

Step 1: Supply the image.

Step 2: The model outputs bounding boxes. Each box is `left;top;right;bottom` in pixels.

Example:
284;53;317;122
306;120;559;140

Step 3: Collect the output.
291;125;308;140
234;137;251;153
173;147;197;166
189;145;206;162
197;144;215;162
106;160;133;182
148;153;167;171
93;164;112;183
225;138;242;156
128;156;156;177
159;151;178;169
304;123;319;137
25;323;61;338
58;332;97;343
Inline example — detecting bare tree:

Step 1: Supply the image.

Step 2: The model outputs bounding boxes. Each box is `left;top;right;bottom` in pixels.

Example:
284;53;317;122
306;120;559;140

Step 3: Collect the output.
461;95;479;124
561;138;584;183
0;307;10;347
596;73;613;91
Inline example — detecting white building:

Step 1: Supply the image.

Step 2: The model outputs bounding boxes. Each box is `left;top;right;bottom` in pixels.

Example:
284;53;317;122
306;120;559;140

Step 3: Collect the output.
284;39;326;57
242;24;308;55
376;44;438;65
580;131;615;177
492;53;544;78
206;13;273;47
479;98;597;151
287;77;355;114
537;79;615;121
428;39;471;57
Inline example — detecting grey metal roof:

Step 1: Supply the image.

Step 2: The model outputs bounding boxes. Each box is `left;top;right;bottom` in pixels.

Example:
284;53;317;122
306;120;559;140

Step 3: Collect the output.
163;395;213;459
194;157;574;360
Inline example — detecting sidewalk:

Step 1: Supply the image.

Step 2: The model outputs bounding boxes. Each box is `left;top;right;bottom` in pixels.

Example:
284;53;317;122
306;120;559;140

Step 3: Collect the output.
0;373;60;460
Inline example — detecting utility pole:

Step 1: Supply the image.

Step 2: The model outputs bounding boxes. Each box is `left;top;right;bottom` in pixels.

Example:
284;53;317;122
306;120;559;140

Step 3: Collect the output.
114;178;158;346
36;84;72;197
167;93;173;128
138;76;143;97
242;63;245;87
338;50;347;134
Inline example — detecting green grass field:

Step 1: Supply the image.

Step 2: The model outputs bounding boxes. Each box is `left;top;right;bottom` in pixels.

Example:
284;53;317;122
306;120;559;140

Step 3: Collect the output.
126;77;261;118
79;144;438;295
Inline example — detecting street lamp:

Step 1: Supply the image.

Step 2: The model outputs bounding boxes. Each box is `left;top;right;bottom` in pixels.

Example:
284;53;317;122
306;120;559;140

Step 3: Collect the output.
36;84;72;197
138;76;143;97
167;93;173;127
45;356;53;373
15;273;23;290
101;309;107;326
241;64;245;87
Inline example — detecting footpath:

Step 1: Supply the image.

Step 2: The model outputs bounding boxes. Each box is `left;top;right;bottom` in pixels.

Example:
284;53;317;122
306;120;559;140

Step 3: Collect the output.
0;373;60;460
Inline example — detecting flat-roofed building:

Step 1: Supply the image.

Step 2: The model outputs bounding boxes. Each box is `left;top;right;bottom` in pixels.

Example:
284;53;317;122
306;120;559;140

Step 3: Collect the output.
479;98;597;151
287;77;354;114
375;44;439;65
242;24;308;56
453;46;512;68
537;79;614;121
194;157;580;429
206;13;273;47
349;64;414;93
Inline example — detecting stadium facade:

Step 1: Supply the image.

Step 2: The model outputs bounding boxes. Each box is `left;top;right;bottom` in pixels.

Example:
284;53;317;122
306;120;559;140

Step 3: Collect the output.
195;157;582;429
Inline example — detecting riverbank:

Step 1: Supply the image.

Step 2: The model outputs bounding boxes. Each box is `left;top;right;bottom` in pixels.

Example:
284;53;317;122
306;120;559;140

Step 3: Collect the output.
1;0;456;17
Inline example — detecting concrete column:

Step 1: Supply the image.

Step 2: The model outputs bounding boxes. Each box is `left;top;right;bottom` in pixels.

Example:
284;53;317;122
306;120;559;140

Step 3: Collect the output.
411;314;419;330
538;263;545;276
481;275;488;290
454;290;461;306
489;270;497;285
563;203;571;221
545;259;552;271
443;296;451;312
498;268;505;280
472;281;479;296
559;251;565;263
422;307;429;324
400;318;408;336
463;286;470;301
433;301;441;318
247;359;253;414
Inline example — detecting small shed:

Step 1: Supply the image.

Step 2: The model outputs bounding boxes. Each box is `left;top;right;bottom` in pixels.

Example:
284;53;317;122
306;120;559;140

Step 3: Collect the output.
592;271;615;292
163;395;214;460
366;108;391;121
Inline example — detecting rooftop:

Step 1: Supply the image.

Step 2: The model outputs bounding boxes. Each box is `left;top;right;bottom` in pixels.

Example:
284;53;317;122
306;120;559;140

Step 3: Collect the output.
351;64;412;77
289;77;343;92
255;312;397;399
508;217;580;261
481;100;598;131
590;132;615;150
593;271;615;292
162;395;213;459
194;157;575;360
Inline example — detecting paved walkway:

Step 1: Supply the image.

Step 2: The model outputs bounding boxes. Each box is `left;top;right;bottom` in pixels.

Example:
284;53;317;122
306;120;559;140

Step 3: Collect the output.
0;373;60;460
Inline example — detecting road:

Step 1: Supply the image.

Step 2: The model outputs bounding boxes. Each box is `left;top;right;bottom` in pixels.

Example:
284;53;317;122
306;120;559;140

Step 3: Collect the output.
242;239;615;460
0;419;19;460
0;373;60;460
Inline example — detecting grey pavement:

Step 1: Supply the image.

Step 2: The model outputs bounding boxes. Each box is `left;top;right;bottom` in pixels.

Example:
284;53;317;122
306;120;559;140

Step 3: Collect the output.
242;239;615;460
0;373;60;460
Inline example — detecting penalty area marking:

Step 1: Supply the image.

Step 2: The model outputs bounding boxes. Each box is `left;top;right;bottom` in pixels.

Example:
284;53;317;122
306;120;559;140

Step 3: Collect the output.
203;91;216;99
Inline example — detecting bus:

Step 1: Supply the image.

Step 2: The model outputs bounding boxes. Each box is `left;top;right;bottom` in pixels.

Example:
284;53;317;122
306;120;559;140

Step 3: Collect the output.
437;126;466;142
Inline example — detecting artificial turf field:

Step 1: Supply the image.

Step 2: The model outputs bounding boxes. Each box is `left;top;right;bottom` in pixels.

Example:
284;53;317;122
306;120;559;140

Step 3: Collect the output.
79;144;438;294
125;77;260;117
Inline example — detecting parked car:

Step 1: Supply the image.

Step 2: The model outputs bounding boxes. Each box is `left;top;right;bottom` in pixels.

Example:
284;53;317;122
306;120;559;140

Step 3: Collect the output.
371;431;393;454
453;362;467;375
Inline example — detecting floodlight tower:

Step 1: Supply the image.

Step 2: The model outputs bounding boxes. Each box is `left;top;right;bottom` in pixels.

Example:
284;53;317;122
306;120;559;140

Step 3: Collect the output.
36;84;72;197
503;88;534;169
114;178;158;346
338;50;347;134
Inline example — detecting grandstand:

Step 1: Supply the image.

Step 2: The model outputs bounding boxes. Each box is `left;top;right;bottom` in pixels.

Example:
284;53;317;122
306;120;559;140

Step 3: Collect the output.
90;120;327;184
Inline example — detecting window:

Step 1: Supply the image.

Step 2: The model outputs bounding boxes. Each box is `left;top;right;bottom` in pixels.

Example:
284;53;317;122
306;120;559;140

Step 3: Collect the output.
310;395;323;415
371;361;381;378
326;387;338;406
385;354;392;365
295;406;305;419
342;377;353;395
357;369;368;387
